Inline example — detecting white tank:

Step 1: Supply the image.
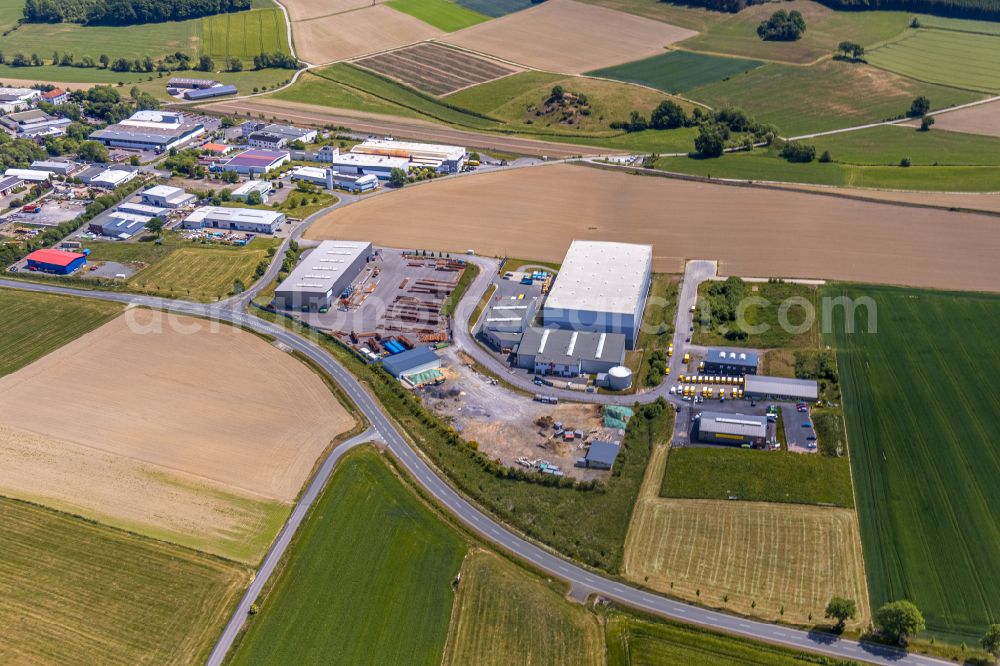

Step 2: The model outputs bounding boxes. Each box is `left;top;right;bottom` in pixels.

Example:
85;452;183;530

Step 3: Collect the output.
608;365;632;391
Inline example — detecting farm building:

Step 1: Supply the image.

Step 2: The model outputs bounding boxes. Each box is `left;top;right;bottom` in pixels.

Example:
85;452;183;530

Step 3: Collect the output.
351;139;467;173
479;299;539;350
695;411;767;447
141;185;196;208
326;153;409;179
744;375;819;402
5;168;51;183
543;240;652;348
218;149;290;175
246;123;318;150
0;176;23;196
90;110;204;153
182;206;285;234
514;327;626;376
183;85;237;101
30;160;75;175
0;109;71;138
24;248;86;274
382;346;442;379
231;179;272;203
273;240;373;312
0;87;40;113
704;348;759;376
580;440;620;470
40;88;68;105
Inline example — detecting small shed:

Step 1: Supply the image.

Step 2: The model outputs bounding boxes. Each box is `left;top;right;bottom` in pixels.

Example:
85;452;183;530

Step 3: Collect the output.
584;440;620;470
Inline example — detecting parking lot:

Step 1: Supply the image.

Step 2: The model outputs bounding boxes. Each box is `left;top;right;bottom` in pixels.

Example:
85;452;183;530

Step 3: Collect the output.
781;404;818;453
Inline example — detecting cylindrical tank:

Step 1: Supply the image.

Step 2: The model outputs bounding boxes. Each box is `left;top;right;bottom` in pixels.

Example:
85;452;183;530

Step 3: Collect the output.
608;366;632;391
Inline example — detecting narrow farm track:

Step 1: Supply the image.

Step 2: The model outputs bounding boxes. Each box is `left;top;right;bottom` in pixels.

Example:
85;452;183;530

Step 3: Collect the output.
0;277;958;666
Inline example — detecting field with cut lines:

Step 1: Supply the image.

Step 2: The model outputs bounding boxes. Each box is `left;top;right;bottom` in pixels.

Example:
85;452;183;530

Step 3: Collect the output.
202;7;289;60
355;42;516;96
0;310;353;562
387;0;489;31
0;497;247;665
587;50;763;94
443;0;696;74
291;4;442;64
0;16;200;61
128;243;273;302
443;550;603;666
455;0;535;16
867;28;1000;93
828;284;1000;642
229;447;466;665
0;288;121;377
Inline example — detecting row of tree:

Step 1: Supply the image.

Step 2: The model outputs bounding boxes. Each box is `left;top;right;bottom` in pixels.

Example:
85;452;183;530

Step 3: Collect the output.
694;106;778;158
0;49;298;72
23;0;250;26
815;0;1000;21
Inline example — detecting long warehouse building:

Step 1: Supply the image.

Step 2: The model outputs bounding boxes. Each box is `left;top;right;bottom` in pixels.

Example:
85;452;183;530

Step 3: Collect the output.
696;411;768;447
274;240;373;312
542;240;652;348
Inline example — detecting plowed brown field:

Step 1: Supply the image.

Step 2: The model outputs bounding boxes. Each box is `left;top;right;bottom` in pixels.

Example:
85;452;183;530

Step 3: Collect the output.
306;163;1000;291
293;5;441;64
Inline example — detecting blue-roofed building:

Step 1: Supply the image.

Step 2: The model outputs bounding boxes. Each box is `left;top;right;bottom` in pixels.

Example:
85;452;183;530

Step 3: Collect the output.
183;85;238;101
704;348;759;376
381;347;441;379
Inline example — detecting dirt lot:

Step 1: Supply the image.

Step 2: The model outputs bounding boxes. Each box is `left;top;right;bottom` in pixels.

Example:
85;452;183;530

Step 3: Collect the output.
442;0;696;74
0;310;354;561
202;98;612;157
425;348;617;479
283;0;384;23
306;163;1000;292
903;99;1000;138
292;4;442;64
622;445;870;626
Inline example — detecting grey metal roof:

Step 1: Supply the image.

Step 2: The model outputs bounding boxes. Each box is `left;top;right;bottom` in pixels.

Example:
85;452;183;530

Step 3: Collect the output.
744;375;819;400
275;240;370;295
698;411;767;438
519;327;625;366
706;348;759;368
183;85;237;100
382;347;440;377
586;440;620;466
0;175;22;189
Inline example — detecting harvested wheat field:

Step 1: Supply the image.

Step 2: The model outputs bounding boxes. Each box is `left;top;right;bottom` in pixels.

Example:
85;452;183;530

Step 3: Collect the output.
443;0;696;74
920;100;1000;138
307;163;1000;291
0;309;354;562
293;5;442;64
283;0;382;23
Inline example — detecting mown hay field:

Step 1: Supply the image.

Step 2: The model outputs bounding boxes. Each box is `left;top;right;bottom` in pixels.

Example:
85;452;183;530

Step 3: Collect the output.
0;497;247;665
202;8;289;60
229;447;466;665
443;550;603;666
828;284;1000;642
867;28;1000;94
587;50;763;94
0;288;122;377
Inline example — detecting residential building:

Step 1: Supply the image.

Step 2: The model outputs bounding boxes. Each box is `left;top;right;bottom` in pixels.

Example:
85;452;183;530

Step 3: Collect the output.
40;88;68;105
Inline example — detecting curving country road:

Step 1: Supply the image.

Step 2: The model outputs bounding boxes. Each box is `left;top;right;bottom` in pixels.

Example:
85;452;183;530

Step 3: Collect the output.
0;275;954;666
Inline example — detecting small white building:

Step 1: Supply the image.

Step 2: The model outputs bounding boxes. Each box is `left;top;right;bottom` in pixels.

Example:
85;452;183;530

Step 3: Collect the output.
89;168;137;189
141;185;196;208
231;179;272;203
183;206;285;234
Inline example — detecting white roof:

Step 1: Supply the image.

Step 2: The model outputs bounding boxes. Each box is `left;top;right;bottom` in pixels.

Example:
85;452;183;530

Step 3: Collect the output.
232;180;272;196
185;205;283;225
353;139;465;161
92;169;134;185
144;184;186;198
545;241;652;315
0;88;39;98
292;166;327;179
5;168;51;181
276;240;371;294
127;110;183;124
329;153;409;169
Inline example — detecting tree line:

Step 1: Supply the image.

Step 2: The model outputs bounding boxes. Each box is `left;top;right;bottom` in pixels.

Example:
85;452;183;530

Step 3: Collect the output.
816;0;1000;20
0;49;298;73
23;0;250;26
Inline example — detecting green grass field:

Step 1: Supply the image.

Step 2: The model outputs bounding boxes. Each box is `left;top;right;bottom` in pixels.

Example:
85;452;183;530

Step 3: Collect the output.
606;614;846;665
387;0;489;31
0;18;201;62
0;288;122;377
662;447;854;507
202;8;289;60
586;50;764;94
455;0;535;17
916;13;1000;35
826;284;1000;642
633;274;679;389
867;28;1000;93
686;60;982;136
443;550;603;666
0;497;247;665
229;447;466;665
0;0;24;33
693;281;820;349
677;1;909;64
811;124;1000;165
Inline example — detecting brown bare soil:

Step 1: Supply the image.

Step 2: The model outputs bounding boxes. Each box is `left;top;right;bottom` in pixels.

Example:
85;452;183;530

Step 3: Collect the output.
779;182;1000;213
355;42;518;97
911;100;1000;138
0;310;354;561
442;0;696;74
201;98;613;157
306;163;1000;292
283;0;381;23
292;5;442;64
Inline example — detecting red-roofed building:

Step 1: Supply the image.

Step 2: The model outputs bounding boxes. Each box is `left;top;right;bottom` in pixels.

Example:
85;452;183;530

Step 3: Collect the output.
25;248;87;274
201;142;233;155
40;88;68;105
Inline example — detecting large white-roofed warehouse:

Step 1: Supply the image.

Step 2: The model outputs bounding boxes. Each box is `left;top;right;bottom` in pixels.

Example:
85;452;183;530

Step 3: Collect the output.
695;411;768;447
274;240;373;312
542;240;652;348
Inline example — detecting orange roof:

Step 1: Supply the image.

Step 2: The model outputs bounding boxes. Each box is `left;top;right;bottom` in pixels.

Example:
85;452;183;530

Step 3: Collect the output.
202;143;231;153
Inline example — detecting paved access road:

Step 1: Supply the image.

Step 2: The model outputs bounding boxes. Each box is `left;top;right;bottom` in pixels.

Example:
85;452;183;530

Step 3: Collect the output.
0;277;953;666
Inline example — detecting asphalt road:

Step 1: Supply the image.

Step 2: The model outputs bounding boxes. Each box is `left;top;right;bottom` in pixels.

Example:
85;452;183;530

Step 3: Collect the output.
0;276;956;666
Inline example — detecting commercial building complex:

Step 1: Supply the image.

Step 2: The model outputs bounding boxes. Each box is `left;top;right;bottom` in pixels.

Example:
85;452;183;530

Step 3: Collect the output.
274;240;373;312
25;248;86;274
480;299;539;350
141;185;196;208
5;168;51;182
326;153;409;179
744;375;819;402
182;206;285;234
30;160;75;175
89;211;148;239
90;111;204;152
514;327;626;376
0;87;40;113
351;139;467;173
0;109;71;138
290;166;378;193
543;240;652;348
704;348;759;376
245;123;318;149
218;149;290;175
695;411;768;447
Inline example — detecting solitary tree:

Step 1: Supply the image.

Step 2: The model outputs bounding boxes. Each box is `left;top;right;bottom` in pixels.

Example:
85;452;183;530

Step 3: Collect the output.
146;217;165;237
388;167;407;188
824;597;857;632
982;624;1000;665
920;115;935;131
875;600;925;645
909;95;931;117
